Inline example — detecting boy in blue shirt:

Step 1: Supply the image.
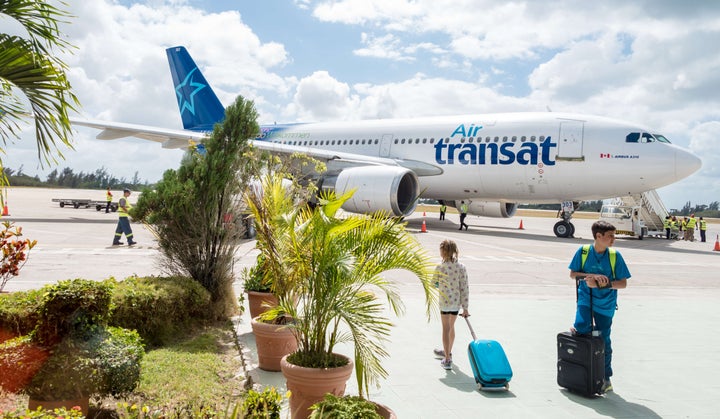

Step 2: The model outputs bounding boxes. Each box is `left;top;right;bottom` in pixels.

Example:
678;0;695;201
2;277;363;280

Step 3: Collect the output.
568;220;631;393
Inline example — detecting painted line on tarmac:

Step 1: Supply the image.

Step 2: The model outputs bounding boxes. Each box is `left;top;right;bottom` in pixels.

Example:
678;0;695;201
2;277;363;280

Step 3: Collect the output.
33;247;157;256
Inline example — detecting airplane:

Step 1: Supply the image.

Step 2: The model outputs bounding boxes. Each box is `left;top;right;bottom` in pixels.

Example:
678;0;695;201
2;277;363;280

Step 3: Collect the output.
72;46;702;238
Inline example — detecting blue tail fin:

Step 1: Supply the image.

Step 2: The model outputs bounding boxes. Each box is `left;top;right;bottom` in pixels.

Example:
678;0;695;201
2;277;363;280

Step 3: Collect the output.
166;46;226;132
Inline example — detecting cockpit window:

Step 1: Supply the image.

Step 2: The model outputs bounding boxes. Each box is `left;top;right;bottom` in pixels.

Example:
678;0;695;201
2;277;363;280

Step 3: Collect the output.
626;132;639;143
640;132;655;143
626;132;669;143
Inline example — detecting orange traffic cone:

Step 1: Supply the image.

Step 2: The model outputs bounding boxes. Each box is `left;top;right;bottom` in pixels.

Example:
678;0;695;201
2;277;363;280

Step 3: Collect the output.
518;219;524;230
423;211;427;217
714;235;720;252
1;204;8;216
421;219;427;233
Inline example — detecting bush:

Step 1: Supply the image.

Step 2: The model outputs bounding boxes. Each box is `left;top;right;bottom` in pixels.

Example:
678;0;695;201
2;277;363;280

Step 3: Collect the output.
109;276;212;347
241;386;285;419
24;325;145;400
0;289;45;339
309;394;381;419
33;278;113;346
95;327;145;396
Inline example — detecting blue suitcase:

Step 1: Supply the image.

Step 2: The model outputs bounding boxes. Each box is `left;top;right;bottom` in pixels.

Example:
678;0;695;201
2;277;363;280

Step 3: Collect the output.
464;317;513;390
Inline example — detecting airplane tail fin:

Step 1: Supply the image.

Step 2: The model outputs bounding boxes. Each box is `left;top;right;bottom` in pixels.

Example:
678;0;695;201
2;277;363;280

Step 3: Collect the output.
166;46;226;132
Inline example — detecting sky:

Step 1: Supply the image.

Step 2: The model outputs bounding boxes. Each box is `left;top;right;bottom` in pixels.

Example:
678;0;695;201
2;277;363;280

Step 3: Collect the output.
2;0;719;210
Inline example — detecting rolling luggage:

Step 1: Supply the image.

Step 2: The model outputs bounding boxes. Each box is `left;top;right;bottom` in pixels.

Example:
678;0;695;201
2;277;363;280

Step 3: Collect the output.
557;330;604;396
464;316;513;390
557;282;606;397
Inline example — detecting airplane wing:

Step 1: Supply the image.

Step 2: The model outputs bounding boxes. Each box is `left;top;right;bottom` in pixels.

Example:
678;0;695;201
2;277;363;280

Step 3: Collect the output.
70;117;205;149
70;117;443;176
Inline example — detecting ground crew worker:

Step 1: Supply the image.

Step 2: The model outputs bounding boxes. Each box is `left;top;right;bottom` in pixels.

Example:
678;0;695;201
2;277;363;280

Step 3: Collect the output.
686;214;697;242
439;203;447;220
663;216;671;240
681;217;688;240
105;187;113;213
459;201;469;230
671;216;680;239
112;189;137;246
698;216;707;243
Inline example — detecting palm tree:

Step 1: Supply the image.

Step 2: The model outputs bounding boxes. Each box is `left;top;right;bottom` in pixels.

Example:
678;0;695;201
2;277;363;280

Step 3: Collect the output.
256;175;438;399
0;0;79;188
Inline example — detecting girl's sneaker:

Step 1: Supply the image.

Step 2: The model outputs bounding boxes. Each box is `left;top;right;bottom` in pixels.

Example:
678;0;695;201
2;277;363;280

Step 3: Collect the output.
440;359;452;370
433;348;445;358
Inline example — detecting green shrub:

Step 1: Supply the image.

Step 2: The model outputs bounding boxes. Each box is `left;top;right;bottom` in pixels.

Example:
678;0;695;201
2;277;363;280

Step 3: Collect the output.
33;278;113;346
309;394;381;419
95;327;145;396
0;289;45;339
241;386;285;419
109;275;212;347
25;325;144;400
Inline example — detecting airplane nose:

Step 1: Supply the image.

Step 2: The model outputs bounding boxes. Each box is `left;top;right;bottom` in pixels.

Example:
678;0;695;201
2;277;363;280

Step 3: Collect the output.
676;148;702;180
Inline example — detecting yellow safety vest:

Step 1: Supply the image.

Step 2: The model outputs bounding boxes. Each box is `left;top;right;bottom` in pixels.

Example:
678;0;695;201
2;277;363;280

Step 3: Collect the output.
581;244;617;279
440;205;447;212
106;190;113;202
118;197;132;217
699;220;707;230
663;219;671;229
460;203;468;213
687;218;697;228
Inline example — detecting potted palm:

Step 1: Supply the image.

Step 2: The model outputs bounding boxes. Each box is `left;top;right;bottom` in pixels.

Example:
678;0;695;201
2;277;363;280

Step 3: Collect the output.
244;174;305;371
242;254;278;319
261;184;437;419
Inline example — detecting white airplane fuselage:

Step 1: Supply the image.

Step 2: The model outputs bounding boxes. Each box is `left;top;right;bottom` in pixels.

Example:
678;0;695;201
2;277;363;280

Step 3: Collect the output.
255;112;699;204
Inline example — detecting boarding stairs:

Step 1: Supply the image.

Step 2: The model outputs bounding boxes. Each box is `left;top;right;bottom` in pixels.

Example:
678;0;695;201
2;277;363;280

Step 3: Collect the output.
619;190;669;233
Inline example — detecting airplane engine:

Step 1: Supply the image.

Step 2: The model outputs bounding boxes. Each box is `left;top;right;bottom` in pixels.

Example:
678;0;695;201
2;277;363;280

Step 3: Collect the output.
322;166;419;216
464;201;518;218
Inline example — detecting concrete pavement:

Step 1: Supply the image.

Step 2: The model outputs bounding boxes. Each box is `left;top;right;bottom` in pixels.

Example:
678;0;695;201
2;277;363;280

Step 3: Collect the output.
4;187;720;418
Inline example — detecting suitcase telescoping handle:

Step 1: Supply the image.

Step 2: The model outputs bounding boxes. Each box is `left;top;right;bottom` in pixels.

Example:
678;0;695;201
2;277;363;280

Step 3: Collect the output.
464;316;477;341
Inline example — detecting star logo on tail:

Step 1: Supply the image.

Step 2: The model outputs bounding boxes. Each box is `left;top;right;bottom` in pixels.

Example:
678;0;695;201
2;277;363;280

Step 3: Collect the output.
175;68;206;116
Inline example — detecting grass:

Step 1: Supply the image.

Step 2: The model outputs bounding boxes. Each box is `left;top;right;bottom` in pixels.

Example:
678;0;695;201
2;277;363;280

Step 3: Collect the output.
129;325;243;407
1;321;246;417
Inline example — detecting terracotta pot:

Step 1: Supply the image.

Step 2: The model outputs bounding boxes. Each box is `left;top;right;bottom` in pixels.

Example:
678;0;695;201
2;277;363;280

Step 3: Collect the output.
374;401;397;419
246;290;279;319
251;316;298;371
28;397;89;416
281;353;354;419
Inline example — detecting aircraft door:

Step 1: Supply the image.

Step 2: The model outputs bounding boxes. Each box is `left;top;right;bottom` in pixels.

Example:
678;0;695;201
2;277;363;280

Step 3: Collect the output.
380;134;393;157
557;120;585;160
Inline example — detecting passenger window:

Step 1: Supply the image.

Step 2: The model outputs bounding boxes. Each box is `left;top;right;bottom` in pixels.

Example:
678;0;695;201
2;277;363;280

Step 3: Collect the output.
626;133;640;143
511;136;517;142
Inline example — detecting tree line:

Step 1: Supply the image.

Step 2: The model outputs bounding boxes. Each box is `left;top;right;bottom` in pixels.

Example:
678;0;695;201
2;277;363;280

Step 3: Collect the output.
3;166;152;191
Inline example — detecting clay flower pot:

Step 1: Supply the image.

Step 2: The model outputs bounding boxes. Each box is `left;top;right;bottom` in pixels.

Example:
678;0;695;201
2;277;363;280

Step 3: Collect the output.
251;316;297;372
246;290;279;319
281;353;354;419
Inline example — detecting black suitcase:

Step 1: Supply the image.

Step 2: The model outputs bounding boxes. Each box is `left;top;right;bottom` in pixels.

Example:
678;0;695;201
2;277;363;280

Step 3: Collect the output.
557;331;604;396
557;280;605;397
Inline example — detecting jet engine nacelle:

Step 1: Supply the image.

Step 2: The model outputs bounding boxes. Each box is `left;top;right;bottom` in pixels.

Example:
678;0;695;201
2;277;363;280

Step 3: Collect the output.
462;201;518;218
323;166;419;216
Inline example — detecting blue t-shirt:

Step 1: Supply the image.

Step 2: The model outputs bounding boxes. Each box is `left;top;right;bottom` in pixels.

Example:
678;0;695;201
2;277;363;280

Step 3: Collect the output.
568;245;631;317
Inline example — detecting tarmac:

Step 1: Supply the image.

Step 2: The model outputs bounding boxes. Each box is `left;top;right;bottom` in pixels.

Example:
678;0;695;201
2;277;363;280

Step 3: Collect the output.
3;187;720;418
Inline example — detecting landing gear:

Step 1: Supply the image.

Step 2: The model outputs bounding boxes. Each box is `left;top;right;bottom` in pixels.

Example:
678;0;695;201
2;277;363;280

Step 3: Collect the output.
553;220;575;238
